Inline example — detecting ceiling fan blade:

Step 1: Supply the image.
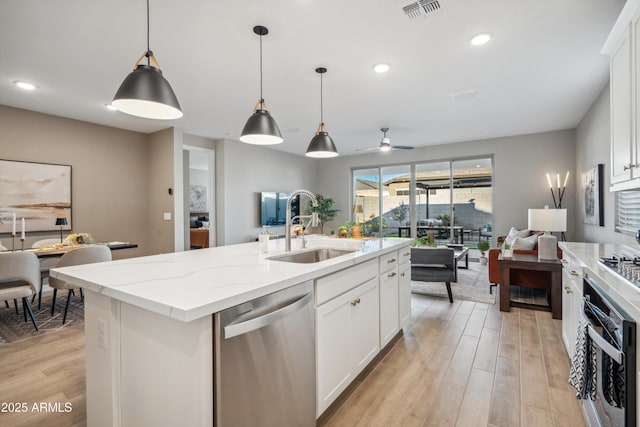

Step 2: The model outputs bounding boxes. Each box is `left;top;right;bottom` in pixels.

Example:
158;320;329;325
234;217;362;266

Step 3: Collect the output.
391;145;414;150
355;146;380;152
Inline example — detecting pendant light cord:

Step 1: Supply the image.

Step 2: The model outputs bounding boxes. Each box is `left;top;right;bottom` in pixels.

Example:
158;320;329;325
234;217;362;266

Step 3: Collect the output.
320;72;324;126
146;0;151;66
259;33;264;108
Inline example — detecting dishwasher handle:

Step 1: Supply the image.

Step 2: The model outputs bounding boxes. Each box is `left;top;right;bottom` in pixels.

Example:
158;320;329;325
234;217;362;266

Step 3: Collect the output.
224;292;313;339
588;324;624;365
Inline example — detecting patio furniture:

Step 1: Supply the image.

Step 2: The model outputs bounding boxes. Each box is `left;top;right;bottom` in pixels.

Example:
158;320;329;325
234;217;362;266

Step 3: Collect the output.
411;247;456;303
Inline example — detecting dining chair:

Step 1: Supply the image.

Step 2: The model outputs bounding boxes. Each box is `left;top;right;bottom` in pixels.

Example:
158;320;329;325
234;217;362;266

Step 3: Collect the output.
49;245;111;324
31;238;63;310
0;252;41;331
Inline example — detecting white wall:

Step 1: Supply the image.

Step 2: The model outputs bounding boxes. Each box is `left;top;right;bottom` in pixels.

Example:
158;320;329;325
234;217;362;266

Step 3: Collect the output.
575;83;638;245
316;130;576;244
215;139;318;245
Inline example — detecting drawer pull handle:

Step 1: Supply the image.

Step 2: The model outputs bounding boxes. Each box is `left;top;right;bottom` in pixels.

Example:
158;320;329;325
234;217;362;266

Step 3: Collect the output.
400;273;405;277
351;299;358;306
388;272;397;278
570;270;579;277
387;258;396;263
403;252;410;256
624;163;638;171
561;259;568;264
565;286;573;294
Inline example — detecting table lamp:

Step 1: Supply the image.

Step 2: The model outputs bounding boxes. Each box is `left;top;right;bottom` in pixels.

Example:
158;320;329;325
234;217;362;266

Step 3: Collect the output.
527;207;566;260
55;217;68;243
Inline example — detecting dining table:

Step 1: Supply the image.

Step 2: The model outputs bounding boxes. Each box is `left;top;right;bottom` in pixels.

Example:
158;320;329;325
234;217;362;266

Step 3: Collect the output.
1;241;138;258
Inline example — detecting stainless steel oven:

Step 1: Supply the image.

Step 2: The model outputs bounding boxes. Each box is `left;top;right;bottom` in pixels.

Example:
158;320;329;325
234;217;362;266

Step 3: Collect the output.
582;277;636;427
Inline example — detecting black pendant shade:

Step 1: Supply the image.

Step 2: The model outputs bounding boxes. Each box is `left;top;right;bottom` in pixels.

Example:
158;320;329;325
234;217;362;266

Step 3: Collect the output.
240;108;283;145
240;25;283;145
306;67;338;158
112;64;182;120
306;130;338;158
112;0;182;120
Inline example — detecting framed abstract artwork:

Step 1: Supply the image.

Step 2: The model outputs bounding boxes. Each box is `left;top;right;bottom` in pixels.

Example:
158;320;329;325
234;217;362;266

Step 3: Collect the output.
0;159;72;233
582;163;604;226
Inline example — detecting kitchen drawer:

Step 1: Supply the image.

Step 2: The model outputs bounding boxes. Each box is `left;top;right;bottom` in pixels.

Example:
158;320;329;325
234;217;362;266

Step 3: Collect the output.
398;247;411;265
316;258;378;306
379;250;399;273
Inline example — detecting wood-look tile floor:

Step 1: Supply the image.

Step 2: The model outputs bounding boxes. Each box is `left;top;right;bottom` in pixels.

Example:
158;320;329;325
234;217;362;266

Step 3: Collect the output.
0;294;586;427
323;294;586;427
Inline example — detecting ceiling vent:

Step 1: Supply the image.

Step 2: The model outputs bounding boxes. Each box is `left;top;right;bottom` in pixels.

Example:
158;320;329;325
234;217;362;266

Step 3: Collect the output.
402;0;443;20
449;89;480;102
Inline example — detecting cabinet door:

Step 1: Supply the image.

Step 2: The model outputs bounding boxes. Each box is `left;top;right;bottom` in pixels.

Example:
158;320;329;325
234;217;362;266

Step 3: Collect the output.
561;267;575;355
316;289;355;416
398;262;411;327
352;278;380;376
379;269;399;348
611;26;633;184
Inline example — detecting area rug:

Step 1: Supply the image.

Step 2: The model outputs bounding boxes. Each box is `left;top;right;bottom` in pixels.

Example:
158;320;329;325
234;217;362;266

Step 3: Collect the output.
411;261;496;304
0;290;84;345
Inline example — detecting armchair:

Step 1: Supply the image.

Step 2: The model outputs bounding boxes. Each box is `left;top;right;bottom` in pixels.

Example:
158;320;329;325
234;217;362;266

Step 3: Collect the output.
411;247;456;303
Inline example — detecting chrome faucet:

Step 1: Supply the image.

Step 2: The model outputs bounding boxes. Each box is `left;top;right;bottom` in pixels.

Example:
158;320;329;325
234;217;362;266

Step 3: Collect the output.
285;189;319;252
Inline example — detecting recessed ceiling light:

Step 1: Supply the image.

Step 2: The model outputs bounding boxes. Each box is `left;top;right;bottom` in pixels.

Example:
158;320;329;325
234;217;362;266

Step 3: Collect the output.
105;103;118;111
13;80;37;90
469;33;492;46
373;63;390;74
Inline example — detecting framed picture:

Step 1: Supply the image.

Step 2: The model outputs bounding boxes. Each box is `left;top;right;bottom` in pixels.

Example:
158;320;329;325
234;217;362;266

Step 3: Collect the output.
189;185;207;212
582;163;604;226
0;159;72;233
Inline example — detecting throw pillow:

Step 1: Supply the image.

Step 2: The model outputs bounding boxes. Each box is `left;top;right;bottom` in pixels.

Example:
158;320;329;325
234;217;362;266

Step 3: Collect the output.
504;227;530;247
512;234;538;250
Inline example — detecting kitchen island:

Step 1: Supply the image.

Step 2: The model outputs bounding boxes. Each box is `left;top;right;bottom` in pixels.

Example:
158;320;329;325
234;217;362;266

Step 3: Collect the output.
51;235;411;426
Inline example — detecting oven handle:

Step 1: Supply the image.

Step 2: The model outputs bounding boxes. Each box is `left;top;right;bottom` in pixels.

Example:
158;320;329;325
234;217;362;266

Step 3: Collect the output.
588;324;624;364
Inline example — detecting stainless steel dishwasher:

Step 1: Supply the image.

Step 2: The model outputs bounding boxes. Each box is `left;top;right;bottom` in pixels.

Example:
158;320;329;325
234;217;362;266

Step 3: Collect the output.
214;281;315;427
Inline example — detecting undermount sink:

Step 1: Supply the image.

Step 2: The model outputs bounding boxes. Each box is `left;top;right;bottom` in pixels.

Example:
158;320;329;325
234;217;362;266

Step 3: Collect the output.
268;248;356;264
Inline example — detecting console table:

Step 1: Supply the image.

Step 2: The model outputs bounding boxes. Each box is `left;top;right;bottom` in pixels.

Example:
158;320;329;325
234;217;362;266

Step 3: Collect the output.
498;253;562;319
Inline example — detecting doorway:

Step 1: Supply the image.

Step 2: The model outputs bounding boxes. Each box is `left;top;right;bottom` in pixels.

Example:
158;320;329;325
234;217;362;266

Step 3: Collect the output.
183;146;216;250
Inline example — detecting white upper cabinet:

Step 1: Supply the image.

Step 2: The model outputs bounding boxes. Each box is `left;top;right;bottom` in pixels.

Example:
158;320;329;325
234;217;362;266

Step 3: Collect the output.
606;1;640;191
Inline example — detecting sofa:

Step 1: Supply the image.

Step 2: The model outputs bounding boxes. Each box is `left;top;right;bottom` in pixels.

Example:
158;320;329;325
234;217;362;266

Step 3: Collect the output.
487;233;562;294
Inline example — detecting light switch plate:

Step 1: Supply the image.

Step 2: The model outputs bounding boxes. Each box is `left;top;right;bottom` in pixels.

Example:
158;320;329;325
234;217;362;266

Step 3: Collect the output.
163;212;172;221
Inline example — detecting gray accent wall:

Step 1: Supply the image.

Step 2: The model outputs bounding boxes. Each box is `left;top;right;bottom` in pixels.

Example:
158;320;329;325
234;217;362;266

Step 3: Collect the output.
315;130;576;244
213;138;318;245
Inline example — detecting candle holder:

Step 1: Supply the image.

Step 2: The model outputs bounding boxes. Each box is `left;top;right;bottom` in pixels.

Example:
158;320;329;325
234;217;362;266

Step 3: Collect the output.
11;233;16;252
20;237;25;252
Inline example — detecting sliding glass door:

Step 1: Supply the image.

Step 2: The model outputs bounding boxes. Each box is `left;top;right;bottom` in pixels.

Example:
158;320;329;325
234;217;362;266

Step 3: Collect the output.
352;156;493;248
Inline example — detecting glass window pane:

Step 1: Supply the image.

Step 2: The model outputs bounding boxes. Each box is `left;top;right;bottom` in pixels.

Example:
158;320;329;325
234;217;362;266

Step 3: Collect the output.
415;161;451;244
452;158;493;249
353;168;380;235
380;165;411;237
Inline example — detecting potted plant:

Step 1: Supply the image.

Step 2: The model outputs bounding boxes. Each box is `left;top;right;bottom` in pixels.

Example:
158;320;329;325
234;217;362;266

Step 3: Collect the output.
477;240;490;265
502;242;513;258
411;235;434;247
305;194;340;234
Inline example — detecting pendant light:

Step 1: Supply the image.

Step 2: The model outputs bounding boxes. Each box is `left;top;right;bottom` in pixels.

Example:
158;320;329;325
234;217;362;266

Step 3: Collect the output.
306;67;338;158
112;0;182;120
240;25;283;145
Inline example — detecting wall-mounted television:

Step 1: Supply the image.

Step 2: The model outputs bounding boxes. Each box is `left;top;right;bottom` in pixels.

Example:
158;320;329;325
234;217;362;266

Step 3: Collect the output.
260;192;300;226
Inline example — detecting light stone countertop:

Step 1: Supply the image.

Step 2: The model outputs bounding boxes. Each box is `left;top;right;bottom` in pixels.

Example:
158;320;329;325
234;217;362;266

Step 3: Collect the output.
560;241;640;320
50;235;411;322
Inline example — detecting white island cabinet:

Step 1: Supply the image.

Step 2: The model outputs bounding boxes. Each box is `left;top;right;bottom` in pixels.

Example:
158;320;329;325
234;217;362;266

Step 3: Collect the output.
51;236;411;426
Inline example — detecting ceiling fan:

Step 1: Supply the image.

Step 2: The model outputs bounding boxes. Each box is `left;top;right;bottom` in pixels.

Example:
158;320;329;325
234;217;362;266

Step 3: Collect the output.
356;128;414;152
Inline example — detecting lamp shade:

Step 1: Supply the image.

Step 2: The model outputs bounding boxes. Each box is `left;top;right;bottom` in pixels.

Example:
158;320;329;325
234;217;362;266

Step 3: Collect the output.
353;204;364;214
55;217;68;226
240;109;283;145
112;65;183;120
528;208;566;232
306;131;339;158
